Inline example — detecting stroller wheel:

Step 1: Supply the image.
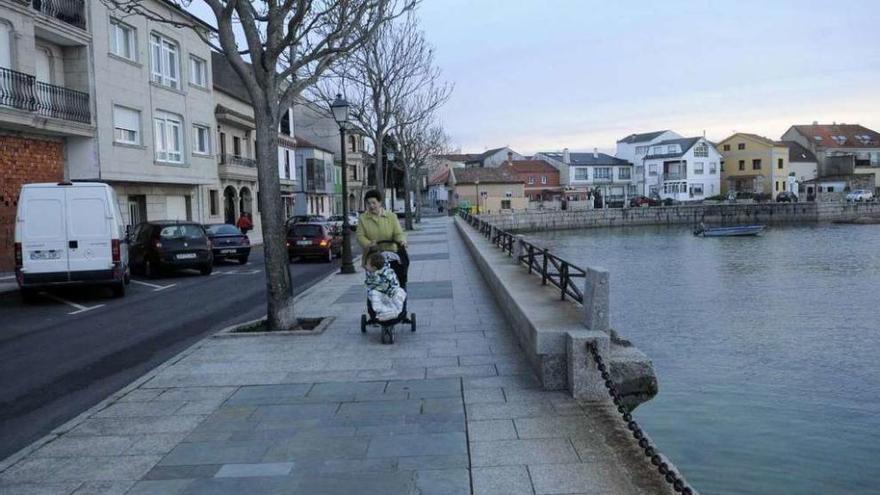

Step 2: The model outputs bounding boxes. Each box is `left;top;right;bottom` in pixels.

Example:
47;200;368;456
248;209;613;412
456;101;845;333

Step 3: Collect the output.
381;326;394;344
360;314;367;333
410;313;417;332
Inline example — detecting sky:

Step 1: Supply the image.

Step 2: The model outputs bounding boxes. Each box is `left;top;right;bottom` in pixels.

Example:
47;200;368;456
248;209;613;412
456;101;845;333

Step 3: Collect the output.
188;0;880;155
416;0;880;154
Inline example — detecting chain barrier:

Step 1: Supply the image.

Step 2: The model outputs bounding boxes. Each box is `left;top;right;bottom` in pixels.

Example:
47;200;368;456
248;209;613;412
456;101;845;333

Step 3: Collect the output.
587;342;694;495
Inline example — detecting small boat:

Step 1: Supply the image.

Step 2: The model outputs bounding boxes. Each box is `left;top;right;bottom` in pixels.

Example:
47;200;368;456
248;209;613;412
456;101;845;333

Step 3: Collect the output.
693;224;765;237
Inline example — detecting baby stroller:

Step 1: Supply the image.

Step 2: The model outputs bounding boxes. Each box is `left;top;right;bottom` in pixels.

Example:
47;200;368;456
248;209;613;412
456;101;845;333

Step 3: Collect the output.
360;241;416;344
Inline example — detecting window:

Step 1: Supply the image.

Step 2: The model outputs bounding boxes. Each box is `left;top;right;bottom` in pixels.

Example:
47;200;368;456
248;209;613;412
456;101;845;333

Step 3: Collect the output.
280;109;291;136
209;189;219;216
192;124;210;155
635;145;647;155
189;55;207;87
595;167;611;180
709;162;717;174
150;33;179;88
541;176;547;184
723;144;730;151
528;176;534;184
775;182;780;192
219;132;226;156
574;167;588;181
154;111;183;163
694;143;708;157
832;135;846;145
0;21;11;69
738;143;745;150
505;191;513;198
738;160;745;171
667;145;677;154
618;167;631;180
694;162;704;174
691;183;704;196
348;135;357;152
720;161;725;172
284;150;291;179
778;158;783;169
652;146;664;155
501;200;511;210
113;105;140;144
233;136;242;157
110;20;136;61
635;165;644;177
752;159;762;170
649;164;658;176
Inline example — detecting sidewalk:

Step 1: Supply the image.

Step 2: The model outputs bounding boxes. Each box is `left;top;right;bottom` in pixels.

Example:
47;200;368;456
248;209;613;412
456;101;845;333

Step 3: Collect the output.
0;217;669;495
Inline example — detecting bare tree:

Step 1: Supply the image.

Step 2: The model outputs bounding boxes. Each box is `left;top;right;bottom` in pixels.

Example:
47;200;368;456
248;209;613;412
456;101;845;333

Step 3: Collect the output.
100;0;415;330
314;11;447;197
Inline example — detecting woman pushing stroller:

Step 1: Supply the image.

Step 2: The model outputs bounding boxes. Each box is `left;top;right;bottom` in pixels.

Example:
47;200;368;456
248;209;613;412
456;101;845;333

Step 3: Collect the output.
356;190;415;343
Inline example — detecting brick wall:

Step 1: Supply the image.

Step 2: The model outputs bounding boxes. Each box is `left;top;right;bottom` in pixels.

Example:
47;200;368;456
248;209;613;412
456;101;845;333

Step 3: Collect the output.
0;135;65;271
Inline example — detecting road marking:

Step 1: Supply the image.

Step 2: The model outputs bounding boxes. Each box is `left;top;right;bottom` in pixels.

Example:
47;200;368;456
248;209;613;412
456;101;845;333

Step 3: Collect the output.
130;279;176;291
0;275;15;280
213;269;262;276
39;292;105;315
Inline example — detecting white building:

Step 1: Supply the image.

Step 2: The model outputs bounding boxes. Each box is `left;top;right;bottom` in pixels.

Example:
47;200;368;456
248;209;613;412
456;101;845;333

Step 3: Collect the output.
535;148;634;204
615;130;682;196
642;137;721;202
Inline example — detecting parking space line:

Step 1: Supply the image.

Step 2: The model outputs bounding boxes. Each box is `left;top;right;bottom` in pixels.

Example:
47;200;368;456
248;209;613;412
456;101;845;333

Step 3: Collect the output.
130;279;176;291
40;292;105;315
212;269;262;276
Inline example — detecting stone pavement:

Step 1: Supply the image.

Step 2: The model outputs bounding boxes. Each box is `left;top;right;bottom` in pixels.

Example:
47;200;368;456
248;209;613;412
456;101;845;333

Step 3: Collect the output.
0;217;670;494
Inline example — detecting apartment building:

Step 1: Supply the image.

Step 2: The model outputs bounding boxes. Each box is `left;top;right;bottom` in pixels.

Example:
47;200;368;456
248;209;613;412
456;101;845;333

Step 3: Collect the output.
0;0;95;270
615;130;682;196
642;137;721;202
535;148;635;204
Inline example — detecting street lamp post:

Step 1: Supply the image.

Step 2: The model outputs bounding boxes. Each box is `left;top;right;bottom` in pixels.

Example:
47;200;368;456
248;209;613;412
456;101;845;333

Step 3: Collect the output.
474;179;480;214
331;94;356;274
387;151;396;212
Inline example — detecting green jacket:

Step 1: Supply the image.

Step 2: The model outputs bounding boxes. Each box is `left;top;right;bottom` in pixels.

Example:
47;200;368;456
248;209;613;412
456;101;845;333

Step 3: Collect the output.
356;210;406;256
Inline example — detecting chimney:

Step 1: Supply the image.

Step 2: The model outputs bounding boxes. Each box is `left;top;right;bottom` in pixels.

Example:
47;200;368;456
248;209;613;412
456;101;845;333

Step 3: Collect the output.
812;121;818;126
563;148;570;165
593;147;599;159
507;151;513;166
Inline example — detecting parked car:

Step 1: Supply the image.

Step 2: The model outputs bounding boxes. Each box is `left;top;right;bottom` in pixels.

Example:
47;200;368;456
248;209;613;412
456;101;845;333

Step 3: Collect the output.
14;182;129;300
328;214;358;231
846;189;874;202
776;191;798;203
286;222;340;263
289;214;329;225
129;221;213;277
629;195;661;207
204;224;251;264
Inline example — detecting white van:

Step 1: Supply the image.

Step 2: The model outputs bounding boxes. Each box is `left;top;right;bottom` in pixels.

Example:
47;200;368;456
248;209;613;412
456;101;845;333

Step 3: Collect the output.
14;182;129;300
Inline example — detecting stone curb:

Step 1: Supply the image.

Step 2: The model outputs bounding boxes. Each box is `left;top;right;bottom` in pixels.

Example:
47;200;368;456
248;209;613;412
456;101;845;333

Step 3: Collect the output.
0;255;358;474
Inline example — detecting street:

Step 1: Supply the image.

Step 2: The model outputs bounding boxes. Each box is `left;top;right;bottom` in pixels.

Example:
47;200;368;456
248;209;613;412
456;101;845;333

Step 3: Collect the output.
0;250;341;460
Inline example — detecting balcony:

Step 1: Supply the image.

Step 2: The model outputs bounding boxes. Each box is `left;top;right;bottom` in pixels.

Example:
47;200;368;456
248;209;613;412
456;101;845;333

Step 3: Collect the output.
32;0;86;30
0;67;90;124
663;173;687;181
219;154;256;167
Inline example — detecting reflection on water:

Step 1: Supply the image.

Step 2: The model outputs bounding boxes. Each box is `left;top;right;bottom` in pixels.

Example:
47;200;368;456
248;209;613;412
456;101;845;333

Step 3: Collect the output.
530;224;880;495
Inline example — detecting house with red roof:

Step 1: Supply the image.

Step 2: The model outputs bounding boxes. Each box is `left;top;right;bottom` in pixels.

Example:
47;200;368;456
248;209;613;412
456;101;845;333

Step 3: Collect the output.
497;153;562;202
781;123;880;193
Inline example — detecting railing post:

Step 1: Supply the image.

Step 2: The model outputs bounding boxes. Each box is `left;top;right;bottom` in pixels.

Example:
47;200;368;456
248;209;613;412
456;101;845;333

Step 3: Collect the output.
512;234;524;261
560;263;568;301
583;268;610;334
541;249;549;285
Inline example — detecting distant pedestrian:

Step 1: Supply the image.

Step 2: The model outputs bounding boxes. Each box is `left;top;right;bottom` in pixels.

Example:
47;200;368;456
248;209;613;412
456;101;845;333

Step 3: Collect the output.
236;212;253;233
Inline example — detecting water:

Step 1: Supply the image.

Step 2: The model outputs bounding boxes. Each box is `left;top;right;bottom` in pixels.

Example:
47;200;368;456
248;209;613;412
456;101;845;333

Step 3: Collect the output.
529;224;880;495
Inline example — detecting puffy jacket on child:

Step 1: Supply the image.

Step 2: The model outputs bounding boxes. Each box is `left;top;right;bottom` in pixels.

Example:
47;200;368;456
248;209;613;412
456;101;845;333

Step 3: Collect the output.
365;264;407;321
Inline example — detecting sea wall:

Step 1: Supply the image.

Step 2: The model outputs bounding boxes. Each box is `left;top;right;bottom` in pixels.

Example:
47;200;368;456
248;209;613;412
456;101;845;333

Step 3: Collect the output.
478;201;880;232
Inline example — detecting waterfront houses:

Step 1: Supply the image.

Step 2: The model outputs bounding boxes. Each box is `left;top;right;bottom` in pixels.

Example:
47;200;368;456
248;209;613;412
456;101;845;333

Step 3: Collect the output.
718;133;791;198
615;130;682;196
437;147;523;168
499;153;562;202
780;140;819;195
781;123;880;194
642;137;721;202
450;166;526;213
536;149;634;204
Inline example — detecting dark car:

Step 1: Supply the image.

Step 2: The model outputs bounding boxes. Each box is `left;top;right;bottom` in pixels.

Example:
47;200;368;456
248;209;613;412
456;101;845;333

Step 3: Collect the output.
129;221;213;277
776;191;799;203
289;214;328;225
286;222;340;263
629;195;661;207
205;224;251;264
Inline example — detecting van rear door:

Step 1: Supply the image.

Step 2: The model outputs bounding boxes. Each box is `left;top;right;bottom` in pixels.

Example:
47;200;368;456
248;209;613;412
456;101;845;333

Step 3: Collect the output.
66;185;113;275
21;186;69;275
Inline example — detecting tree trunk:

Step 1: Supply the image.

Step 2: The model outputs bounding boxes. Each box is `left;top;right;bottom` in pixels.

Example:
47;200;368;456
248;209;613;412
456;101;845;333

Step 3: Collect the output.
414;175;422;223
373;129;385;193
403;162;413;230
254;110;296;330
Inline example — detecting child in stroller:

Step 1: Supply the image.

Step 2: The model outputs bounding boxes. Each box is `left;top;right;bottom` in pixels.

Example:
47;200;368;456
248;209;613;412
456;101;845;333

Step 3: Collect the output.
361;246;416;344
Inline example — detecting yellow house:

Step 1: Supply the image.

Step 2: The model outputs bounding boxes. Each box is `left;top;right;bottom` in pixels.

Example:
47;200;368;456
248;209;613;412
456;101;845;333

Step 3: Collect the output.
719;133;790;196
451;167;527;213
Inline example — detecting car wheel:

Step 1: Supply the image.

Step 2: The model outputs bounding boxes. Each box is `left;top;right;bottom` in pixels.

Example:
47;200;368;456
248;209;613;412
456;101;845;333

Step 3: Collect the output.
238;256;249;265
111;281;125;298
200;264;213;276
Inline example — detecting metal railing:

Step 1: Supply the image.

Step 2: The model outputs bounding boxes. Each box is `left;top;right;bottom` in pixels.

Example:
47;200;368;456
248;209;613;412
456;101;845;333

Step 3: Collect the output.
0;68;36;112
1;67;90;124
32;0;86;30
460;210;586;302
219;154;257;167
34;80;90;123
